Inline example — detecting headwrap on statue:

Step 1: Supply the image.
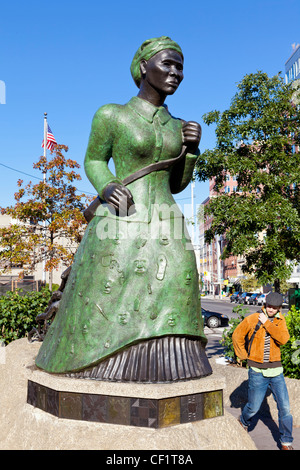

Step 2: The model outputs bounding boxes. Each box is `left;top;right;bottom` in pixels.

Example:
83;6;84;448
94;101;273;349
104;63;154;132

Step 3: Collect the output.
130;36;183;88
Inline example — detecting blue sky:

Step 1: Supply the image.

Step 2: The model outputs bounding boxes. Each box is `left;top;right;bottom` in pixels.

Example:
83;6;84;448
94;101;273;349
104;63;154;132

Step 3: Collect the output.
0;0;299;240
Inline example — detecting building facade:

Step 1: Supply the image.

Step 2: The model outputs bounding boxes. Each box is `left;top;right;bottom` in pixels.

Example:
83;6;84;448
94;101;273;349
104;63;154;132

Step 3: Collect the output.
285;43;300;288
285;44;300;84
199;174;243;295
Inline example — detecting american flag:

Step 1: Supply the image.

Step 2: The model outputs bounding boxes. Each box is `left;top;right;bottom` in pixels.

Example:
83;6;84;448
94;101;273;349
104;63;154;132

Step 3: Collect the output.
42;124;57;151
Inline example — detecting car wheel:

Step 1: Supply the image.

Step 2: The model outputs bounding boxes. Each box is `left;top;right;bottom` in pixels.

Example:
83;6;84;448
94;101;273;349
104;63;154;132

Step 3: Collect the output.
207;316;220;328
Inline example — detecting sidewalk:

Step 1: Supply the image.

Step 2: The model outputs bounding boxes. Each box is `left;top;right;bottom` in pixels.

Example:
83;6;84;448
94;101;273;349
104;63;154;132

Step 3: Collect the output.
201;294;231;301
226;405;300;451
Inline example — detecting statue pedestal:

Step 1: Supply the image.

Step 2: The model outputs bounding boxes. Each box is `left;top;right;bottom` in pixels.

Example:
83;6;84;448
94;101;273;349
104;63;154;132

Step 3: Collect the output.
0;339;257;450
27;366;224;428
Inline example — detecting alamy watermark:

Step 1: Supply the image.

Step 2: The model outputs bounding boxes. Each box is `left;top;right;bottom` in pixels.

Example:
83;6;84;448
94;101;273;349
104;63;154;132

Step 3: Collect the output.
94;201;200;250
0;80;6;104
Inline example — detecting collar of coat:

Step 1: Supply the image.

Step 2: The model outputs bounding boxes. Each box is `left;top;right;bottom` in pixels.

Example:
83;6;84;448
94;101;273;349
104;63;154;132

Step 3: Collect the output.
127;96;172;125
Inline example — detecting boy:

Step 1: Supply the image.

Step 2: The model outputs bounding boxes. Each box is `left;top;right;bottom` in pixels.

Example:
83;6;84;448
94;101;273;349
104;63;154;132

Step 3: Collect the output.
232;291;293;450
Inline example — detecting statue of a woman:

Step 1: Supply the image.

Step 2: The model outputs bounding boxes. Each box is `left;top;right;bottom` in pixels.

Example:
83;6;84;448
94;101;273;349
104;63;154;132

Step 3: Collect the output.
35;37;212;382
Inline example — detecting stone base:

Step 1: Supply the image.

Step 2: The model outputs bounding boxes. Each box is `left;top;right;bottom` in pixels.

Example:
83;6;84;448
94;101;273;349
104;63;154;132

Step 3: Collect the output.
0;338;257;450
27;363;223;428
27;381;224;429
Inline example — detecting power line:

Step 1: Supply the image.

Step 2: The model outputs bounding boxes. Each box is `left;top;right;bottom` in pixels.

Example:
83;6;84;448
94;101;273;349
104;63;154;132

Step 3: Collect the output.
175;196;195;201
0;162;195;200
0;162;42;181
0;162;97;196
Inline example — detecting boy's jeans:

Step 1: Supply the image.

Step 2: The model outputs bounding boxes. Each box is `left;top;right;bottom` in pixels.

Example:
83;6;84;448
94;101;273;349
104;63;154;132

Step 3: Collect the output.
240;368;293;444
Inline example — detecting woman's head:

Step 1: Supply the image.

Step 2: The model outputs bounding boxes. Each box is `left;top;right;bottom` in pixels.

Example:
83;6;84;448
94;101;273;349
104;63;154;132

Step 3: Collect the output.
130;36;183;88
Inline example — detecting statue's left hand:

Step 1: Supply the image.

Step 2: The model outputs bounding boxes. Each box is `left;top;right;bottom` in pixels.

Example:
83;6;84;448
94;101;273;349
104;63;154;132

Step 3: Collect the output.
182;121;202;154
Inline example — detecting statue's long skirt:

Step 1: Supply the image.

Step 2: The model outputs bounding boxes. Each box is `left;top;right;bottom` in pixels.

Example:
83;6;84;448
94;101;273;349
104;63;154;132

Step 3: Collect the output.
35;208;212;382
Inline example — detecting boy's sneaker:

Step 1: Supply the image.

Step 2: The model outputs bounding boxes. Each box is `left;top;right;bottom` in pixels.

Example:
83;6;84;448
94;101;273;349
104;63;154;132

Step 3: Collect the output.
238;416;248;432
281;444;293;450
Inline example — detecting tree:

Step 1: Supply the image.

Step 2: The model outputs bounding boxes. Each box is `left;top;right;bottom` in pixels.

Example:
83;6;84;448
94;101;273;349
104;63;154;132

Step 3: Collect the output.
196;71;300;292
240;275;259;292
0;145;91;290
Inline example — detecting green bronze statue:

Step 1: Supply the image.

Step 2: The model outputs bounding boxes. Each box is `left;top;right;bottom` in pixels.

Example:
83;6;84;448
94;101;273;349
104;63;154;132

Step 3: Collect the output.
35;37;212;382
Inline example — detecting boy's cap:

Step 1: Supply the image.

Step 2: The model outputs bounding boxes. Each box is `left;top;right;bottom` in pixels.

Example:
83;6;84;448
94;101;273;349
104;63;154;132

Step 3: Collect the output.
265;292;283;307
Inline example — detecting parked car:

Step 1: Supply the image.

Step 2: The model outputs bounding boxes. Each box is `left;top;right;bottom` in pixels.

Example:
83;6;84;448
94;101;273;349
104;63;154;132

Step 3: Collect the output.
282;295;289;308
237;292;246;304
245;292;254;304
230;292;239;303
256;293;267;305
234;292;244;303
248;293;261;305
238;292;254;304
202;308;229;328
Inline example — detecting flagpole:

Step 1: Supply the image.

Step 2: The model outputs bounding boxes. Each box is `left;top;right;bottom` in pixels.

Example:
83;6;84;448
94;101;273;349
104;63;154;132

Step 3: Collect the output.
42;113;47;284
43;113;47;182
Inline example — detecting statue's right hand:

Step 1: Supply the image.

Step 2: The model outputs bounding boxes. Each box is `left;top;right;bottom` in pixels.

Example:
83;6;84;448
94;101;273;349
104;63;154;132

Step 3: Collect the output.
103;182;134;214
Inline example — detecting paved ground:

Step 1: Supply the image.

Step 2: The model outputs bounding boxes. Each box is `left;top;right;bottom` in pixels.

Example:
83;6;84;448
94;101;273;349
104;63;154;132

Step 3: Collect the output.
204;321;300;451
226;405;300;451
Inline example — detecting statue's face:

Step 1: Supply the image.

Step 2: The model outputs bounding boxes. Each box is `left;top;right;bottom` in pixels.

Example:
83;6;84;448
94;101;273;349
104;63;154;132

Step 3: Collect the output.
142;49;184;96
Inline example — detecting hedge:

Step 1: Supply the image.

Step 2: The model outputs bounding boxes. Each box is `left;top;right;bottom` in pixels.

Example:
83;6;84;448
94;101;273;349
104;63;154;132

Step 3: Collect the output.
0;289;51;345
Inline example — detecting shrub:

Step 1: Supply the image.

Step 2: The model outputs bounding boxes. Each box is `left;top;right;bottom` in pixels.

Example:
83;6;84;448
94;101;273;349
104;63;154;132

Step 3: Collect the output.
220;304;250;366
281;306;300;379
0;288;51;345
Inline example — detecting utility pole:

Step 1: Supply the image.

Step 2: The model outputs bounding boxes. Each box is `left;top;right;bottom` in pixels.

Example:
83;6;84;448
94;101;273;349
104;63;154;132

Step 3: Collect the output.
216;235;222;298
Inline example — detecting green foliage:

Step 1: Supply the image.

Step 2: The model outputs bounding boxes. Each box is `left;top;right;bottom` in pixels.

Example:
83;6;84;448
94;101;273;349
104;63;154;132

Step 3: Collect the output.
45;283;59;292
281;306;300;379
285;305;300;339
240;275;259;292
220;304;250;366
0;146;91;290
0;288;51;345
291;340;300;366
196;71;300;289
